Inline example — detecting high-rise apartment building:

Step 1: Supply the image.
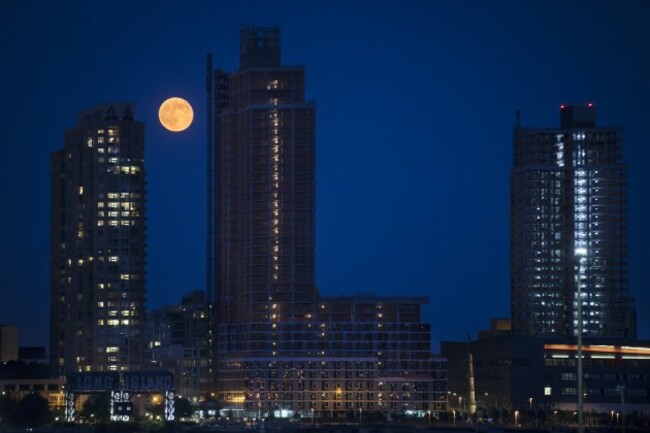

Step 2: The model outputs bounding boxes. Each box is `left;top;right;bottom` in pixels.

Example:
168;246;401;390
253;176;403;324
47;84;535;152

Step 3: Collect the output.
50;103;146;376
511;104;636;338
207;26;316;324
206;27;445;420
146;291;214;403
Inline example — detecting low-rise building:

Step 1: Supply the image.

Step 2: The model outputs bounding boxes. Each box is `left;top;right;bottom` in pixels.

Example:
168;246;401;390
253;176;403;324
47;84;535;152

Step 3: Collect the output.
217;294;447;420
442;322;650;418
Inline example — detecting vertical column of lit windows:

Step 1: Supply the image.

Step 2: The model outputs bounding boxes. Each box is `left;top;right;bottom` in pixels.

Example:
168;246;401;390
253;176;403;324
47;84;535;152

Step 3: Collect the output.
270;107;281;282
572;132;590;336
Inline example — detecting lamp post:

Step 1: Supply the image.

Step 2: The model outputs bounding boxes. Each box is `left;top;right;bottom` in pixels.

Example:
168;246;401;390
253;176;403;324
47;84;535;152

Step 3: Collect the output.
529;398;533;410
452;409;456;426
427;409;431;425
616;386;625;433
311;407;314;425
514;410;519;427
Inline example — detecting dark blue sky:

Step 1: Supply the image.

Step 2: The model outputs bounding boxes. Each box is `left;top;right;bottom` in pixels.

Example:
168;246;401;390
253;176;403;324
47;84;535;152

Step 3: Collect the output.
2;1;649;349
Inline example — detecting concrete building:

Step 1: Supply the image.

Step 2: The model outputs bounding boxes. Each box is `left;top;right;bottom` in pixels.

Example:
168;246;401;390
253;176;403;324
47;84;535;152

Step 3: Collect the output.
50;103;146;376
511;104;636;338
0;326;18;362
146;291;214;403
207;27;445;420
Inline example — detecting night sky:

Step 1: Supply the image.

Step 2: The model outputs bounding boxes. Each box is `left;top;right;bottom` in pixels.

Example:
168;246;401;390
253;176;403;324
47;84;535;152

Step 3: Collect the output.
2;1;649;350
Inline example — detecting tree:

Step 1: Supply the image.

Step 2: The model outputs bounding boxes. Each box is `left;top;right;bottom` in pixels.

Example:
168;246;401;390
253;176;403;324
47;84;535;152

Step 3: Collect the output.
80;392;111;423
15;392;52;427
0;393;18;425
175;397;193;419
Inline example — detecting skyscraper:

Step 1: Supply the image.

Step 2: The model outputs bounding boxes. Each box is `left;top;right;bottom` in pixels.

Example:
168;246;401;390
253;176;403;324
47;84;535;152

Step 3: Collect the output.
206;27;445;419
207;26;317;324
50;103;146;376
511;104;636;338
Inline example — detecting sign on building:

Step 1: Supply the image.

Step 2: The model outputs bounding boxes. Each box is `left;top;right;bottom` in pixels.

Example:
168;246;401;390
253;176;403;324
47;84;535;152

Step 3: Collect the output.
123;371;173;392
66;372;120;392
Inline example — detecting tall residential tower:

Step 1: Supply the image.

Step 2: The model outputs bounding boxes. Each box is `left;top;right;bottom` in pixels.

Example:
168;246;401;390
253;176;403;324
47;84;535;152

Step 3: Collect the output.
207;26;317;324
50;103;146;376
206;27;445;418
511;104;636;338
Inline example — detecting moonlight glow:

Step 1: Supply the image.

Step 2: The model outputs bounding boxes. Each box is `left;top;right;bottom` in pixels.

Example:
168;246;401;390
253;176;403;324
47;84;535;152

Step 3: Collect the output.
159;97;193;132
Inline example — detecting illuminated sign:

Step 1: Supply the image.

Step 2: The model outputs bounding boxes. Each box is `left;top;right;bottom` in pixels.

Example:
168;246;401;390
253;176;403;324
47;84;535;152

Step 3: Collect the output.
67;372;120;392
123;371;173;392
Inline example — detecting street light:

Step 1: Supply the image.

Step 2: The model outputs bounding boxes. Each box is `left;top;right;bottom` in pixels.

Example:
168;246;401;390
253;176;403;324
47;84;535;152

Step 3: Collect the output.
452;409;456;425
427;410;431;425
529;397;533;410
514;410;519;427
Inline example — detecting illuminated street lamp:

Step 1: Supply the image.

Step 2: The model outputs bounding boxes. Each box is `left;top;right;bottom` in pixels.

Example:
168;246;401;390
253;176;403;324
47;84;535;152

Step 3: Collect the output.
514;410;519;427
427;409;431;425
452;409;456;425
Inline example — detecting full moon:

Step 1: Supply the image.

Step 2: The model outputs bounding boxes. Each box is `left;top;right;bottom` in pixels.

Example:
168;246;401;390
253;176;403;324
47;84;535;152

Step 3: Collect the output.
159;97;194;132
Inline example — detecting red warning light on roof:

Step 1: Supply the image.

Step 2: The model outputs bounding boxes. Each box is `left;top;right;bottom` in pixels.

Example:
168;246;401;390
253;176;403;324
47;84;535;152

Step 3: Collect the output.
560;105;565;110
587;103;593;108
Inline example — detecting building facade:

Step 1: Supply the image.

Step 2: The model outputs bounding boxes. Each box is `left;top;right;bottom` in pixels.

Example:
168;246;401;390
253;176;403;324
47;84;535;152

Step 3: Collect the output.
0;326;18;362
207;27;444;419
442;333;650;416
511;104;636;338
146;291;214;403
50;103;146;376
206;26;316;318
216;294;447;419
